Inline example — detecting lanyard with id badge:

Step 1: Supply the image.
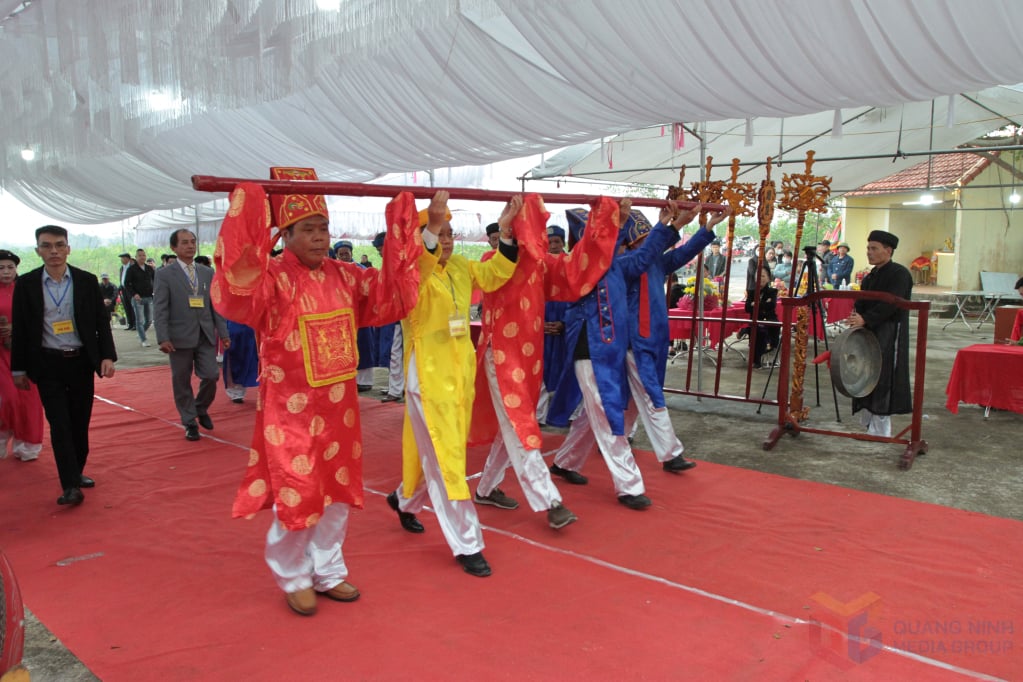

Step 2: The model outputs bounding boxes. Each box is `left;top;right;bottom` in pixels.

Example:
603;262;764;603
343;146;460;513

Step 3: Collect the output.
48;277;75;336
185;263;205;308
437;271;467;338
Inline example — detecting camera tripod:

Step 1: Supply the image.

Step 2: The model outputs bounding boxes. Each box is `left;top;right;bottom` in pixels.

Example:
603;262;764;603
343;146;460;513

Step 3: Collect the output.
757;246;841;420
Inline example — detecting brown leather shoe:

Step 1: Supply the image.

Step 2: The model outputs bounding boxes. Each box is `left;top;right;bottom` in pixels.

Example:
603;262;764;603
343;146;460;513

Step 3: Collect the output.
285;588;317;616
320;581;360;602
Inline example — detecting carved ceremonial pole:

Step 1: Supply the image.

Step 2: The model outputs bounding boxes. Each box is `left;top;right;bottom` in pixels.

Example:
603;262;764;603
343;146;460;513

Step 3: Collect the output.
715;158;756;392
776;151;831;426
780;152;831;294
191;175;728;212
747;158;776;398
680;158;725;391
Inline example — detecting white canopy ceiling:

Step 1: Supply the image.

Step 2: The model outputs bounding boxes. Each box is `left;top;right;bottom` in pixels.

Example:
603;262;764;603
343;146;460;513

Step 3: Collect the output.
525;86;1023;196
3;0;1023;225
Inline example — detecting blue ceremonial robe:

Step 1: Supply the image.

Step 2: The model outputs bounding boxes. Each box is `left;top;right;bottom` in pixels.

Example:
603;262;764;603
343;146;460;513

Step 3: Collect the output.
627;227;716;408
545;222;677;434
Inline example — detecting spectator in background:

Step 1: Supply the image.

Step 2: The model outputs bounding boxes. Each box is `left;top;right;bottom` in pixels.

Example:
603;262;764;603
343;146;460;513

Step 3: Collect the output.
373;231;405;404
360;254;372;267
816;239;833;283
745;261;780;369
124;248;156;347
481;222;501;261
704;238;727;278
537;225;569;424
827;242;855;287
0;249;44;462
118;252;136;330
333;240;354;263
773;250;793;283
330;239;378;393
194;255;212;268
98;273;117;319
223;319;258;404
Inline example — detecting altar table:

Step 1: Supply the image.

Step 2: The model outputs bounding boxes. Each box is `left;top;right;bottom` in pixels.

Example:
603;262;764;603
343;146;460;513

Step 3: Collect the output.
945;343;1023;416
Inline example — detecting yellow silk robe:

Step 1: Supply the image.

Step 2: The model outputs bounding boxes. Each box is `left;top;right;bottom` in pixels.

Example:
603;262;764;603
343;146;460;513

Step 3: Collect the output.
401;246;515;499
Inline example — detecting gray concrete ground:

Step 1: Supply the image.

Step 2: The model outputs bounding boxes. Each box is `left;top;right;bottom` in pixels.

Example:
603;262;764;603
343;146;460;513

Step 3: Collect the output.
14;297;1022;679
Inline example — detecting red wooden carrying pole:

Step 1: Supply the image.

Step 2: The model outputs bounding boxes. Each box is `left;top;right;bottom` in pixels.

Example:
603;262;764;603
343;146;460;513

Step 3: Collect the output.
190;175;728;211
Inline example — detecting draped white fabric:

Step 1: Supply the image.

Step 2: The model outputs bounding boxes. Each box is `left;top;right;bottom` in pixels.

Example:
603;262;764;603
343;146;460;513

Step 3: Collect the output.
527;86;1023;196
3;0;1023;224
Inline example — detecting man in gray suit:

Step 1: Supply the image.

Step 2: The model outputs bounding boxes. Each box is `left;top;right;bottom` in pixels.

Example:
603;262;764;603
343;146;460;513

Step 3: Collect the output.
154;229;230;441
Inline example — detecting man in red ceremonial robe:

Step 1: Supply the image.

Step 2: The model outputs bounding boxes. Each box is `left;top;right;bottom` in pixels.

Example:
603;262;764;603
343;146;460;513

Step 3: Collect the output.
468;194;618;528
211;167;422;616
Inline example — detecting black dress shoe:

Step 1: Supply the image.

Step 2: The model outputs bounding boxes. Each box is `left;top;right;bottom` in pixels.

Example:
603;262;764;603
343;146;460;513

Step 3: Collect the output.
618;493;652;510
79;475;96;488
662;455;697;473
549;464;588;485
357;384;372;393
231;398;244;404
387;491;424;533
380;394;404;403
57;487;84;506
456;552;492;577
184;422;201;441
197;414;214;430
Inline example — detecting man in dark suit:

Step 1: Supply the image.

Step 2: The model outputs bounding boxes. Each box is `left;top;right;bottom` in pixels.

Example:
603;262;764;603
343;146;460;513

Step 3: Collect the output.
11;225;117;506
117;252;136;330
154;229;229;442
124;248;155;346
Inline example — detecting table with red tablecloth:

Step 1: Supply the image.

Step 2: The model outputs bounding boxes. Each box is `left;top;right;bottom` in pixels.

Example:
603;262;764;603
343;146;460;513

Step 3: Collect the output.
945;343;1023;415
669;302;749;349
825;296;856;324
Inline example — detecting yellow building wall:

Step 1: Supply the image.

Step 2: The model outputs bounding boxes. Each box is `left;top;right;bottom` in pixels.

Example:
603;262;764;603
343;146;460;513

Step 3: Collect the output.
843;165;1023;290
954;165;1023;290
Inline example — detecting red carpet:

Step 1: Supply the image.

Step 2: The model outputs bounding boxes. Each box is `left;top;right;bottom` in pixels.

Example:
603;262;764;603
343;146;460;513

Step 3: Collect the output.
1;366;1020;680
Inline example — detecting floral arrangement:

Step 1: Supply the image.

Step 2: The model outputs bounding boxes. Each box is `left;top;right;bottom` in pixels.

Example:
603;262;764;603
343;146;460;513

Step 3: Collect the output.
682;276;717;297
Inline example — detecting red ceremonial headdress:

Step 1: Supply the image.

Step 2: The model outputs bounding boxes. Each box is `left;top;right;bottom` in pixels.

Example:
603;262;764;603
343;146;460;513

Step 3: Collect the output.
269;167;329;229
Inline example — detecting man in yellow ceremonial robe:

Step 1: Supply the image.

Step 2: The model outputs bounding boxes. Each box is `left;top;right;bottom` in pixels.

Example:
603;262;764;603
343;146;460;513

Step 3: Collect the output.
385;191;517;578
212;168;422;615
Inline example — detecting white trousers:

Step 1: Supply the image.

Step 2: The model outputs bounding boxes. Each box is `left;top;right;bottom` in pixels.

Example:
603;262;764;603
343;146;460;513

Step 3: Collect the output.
476;346;561;512
265;502;350;593
356;367;374;385
535;382;551;424
387;324;405;397
551;360;645;496
0;430;41;461
394;351;484;556
859;410;892;438
624;350;684;462
225;385;247;401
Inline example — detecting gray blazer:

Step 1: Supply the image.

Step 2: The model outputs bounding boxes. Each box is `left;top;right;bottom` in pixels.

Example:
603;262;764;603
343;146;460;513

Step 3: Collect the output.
153;262;228;348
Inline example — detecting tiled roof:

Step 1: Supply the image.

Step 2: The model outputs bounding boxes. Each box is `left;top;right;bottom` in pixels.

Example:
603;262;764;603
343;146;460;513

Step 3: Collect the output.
845;151;992;196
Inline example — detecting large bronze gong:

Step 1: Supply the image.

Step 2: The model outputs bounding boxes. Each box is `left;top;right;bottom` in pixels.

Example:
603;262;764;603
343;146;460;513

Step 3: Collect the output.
830;327;882;398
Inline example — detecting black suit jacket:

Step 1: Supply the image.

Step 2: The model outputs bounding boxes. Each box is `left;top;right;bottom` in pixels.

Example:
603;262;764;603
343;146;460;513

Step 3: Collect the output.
124;262;155;299
11;265;118;382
